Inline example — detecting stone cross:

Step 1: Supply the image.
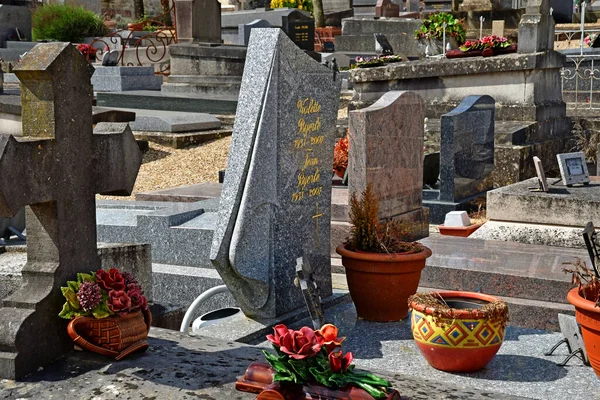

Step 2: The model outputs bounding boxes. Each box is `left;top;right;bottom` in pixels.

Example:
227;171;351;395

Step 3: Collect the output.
518;0;554;53
0;42;142;380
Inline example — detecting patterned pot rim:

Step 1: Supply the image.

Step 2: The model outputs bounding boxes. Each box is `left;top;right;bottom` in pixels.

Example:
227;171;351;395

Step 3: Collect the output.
409;290;508;322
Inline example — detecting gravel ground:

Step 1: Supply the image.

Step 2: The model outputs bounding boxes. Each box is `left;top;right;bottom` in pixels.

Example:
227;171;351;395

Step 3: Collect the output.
98;136;231;201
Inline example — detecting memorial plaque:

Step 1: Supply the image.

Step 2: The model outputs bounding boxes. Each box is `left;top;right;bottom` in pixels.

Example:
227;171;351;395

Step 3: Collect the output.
284;19;315;51
557;152;590;186
533;156;548;192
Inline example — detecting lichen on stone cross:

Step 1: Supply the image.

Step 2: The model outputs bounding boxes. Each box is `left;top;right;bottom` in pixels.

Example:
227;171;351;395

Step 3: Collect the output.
0;42;142;380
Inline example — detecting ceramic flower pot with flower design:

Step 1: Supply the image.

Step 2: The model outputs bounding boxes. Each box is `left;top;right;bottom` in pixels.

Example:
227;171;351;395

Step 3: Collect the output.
59;268;151;360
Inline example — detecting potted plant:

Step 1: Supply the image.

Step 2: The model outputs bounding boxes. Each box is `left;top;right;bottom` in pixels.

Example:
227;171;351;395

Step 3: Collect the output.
333;134;348;178
336;185;432;322
236;323;401;399
565;257;600;377
59;268;151;360
446;35;517;59
415;12;466;55
408;291;508;372
76;43;97;62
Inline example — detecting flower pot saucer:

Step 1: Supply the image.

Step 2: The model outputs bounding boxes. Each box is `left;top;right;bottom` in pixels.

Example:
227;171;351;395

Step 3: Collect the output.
438;223;483;237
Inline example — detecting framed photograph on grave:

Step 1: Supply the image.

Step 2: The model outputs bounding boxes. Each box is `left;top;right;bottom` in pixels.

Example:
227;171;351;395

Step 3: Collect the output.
533;156;548;192
557;152;590;186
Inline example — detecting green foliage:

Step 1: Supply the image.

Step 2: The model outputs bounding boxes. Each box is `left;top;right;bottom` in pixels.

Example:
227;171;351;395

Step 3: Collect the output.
32;4;106;43
58;272;113;319
415;12;466;45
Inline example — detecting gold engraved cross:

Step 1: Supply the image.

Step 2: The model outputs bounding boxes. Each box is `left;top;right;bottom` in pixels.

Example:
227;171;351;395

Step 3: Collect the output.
312;203;324;248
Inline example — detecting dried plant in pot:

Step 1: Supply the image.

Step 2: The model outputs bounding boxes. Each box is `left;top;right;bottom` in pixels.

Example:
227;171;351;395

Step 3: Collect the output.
408;291;508;372
336;185;432;322
565;257;600;377
59;268;151;360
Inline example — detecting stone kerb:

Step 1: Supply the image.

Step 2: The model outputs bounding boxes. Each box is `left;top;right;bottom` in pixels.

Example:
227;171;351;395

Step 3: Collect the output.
0;42;142;380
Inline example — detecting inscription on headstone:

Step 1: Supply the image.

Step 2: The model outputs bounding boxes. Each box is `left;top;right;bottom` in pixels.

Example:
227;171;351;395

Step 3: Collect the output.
285;19;316;51
0;42;142;379
557;152;590;186
210;29;341;319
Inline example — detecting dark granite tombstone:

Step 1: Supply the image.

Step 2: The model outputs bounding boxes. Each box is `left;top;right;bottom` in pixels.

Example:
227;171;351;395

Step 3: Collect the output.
423;95;495;224
210;29;341;319
238;19;272;46
550;0;573;24
282;14;315;51
0;42;142;379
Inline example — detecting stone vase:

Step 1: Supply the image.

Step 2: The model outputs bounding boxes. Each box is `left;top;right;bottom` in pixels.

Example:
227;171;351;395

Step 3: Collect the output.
409;291;508;372
67;308;152;360
336;244;432;321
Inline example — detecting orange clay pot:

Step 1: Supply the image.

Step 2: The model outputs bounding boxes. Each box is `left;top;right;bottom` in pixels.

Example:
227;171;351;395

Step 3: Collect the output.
336;244;432;321
567;285;600;378
438;223;483;237
410;291;507;372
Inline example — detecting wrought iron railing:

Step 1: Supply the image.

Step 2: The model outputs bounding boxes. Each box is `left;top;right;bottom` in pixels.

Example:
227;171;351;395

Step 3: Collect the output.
88;0;177;75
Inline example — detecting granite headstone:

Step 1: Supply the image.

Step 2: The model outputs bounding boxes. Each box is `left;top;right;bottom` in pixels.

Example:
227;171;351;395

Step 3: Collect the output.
348;91;429;238
0;42;142;379
439;95;495;202
210;28;341;319
282;15;315;51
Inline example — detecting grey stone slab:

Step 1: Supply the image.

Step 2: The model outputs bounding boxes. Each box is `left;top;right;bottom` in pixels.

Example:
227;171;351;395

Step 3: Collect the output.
0;6;31;47
136;182;223;202
91;66;163;92
221;8;311;28
0;43;143;380
210;28;341;319
110;107;221;133
97;90;239;114
440;95;495;202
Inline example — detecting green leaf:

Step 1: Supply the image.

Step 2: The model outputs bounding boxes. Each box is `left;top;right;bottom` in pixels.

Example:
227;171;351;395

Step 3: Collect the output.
58;302;78;319
309;366;332;387
77;272;95;283
288;359;310;381
273;372;295;383
91;301;110;319
352;381;388;399
61;286;81;310
66;280;80;294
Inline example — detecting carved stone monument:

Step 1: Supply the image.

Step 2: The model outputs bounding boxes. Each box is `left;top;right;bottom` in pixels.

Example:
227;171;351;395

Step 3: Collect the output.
0;42;142;379
210;29;341;319
518;0;554;54
174;0;222;43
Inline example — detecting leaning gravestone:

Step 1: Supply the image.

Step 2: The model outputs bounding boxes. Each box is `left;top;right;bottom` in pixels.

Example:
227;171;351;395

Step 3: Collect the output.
0;42;142;380
423;95;495;223
210;28;341;319
348;91;428;239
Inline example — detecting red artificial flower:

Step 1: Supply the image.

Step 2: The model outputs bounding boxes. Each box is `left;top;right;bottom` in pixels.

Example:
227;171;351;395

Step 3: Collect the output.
107;290;131;315
128;287;148;311
317;324;346;353
267;324;293;347
96;268;126;291
279;327;324;360
328;351;354;373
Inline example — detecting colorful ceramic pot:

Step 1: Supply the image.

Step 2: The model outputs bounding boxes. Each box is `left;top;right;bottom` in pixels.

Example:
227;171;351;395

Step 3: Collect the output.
567;285;600;378
336;244;432;322
410;291;508;372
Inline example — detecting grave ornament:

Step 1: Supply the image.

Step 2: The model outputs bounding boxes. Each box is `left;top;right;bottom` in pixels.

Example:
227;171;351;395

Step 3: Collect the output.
375;33;394;55
210;29;341;319
101;49;119;67
557;152;590;187
531;156;549;192
0;42;142;379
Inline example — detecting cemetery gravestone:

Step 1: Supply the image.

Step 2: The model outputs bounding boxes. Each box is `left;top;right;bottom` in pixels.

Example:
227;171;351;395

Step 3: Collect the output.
282;15;315;51
518;0;554;54
210;28;341;319
557;152;590;186
238;19;273;46
533;156;548;192
492;20;505;37
375;0;400;17
348;91;429;239
0;42;142;379
175;0;222;43
440;95;495;203
406;0;420;11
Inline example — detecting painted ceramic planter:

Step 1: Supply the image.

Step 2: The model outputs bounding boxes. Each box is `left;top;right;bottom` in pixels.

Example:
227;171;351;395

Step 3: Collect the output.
336;244;432;321
567;285;600;378
410;291;507;372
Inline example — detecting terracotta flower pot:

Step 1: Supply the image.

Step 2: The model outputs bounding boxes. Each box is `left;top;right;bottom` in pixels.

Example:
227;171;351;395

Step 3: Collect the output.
567;285;600;377
409;291;508;372
333;166;346;178
67;308;152;360
438;223;483;237
336;244;432;321
127;22;145;31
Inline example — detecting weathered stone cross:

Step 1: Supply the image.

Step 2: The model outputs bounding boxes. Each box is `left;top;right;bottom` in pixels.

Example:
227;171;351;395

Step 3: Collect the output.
0;42;142;380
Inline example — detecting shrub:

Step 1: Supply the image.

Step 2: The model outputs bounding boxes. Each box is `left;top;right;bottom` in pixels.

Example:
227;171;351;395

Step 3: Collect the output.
33;4;106;43
415;12;466;45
